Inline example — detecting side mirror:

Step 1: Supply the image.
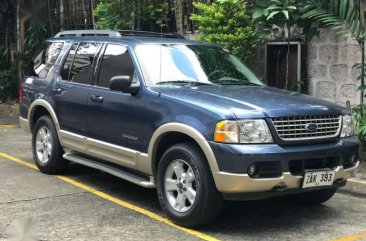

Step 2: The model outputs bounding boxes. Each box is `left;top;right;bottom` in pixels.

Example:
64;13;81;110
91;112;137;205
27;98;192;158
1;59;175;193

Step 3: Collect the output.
110;75;131;91
109;75;140;94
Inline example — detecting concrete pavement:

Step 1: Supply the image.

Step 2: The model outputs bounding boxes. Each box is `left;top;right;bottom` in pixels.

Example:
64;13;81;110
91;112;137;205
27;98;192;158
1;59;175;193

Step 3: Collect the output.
1;108;366;241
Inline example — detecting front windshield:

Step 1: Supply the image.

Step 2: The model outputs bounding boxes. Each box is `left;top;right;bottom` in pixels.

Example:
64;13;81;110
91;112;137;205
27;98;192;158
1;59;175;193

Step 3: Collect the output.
135;44;263;86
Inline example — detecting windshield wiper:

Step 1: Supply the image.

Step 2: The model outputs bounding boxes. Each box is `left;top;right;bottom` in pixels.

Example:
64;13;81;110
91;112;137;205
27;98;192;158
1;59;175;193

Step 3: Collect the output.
156;80;215;86
212;78;259;86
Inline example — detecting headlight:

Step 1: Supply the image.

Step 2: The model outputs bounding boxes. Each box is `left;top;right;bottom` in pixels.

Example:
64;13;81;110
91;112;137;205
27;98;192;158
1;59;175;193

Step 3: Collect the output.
238;119;273;143
214;119;273;143
341;114;354;137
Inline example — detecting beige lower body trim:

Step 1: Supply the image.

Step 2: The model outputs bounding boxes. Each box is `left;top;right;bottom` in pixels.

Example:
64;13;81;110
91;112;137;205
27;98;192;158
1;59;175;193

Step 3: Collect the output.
59;130;150;173
212;162;359;193
19;117;31;133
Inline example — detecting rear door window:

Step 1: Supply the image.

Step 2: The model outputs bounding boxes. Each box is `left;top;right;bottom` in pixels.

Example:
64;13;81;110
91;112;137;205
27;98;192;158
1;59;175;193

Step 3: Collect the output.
98;44;135;88
61;42;101;84
61;43;78;80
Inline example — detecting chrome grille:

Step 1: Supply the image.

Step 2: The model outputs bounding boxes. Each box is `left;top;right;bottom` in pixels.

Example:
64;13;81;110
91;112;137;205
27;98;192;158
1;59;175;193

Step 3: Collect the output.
271;115;341;141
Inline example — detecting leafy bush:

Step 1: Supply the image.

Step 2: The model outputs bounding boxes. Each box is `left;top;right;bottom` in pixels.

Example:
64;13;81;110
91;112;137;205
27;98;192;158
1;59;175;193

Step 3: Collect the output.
0;45;17;101
352;104;366;141
0;68;18;101
190;0;263;63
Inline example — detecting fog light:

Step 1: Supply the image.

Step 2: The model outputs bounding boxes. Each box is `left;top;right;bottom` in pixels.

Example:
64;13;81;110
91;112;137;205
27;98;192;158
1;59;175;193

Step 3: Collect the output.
350;154;357;165
248;164;257;178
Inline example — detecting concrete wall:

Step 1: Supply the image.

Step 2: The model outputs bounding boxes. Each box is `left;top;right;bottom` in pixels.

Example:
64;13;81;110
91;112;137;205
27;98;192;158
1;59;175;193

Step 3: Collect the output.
308;28;361;106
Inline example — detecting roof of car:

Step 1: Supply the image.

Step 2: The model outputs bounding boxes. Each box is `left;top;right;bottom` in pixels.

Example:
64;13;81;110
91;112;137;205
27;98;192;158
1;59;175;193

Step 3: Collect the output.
49;30;215;47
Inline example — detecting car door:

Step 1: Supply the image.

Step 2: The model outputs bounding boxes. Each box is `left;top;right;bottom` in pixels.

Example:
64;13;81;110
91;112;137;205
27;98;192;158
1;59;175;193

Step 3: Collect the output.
87;43;145;156
53;42;101;135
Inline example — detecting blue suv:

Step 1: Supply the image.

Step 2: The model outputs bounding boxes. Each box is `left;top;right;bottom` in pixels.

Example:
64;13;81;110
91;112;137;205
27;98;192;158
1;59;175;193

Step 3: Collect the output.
19;30;360;227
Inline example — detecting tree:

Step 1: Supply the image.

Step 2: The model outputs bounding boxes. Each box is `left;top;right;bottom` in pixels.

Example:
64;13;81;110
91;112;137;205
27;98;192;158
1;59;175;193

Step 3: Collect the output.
252;0;309;90
190;0;262;63
93;0;173;31
94;0;135;30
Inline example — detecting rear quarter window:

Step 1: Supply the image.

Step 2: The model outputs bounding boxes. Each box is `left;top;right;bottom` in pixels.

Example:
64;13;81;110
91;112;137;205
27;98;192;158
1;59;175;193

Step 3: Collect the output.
32;42;64;79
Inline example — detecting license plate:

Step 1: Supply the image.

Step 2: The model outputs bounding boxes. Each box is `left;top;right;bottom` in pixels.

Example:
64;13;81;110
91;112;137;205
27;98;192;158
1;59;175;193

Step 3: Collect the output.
302;170;336;189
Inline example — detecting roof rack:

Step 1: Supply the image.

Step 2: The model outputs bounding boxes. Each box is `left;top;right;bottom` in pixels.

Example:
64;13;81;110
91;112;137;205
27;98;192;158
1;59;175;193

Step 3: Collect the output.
54;30;122;38
54;29;186;40
118;30;186;39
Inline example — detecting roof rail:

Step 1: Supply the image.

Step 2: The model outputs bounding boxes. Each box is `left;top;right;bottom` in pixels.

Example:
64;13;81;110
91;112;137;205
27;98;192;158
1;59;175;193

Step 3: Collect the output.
54;30;122;38
118;30;186;39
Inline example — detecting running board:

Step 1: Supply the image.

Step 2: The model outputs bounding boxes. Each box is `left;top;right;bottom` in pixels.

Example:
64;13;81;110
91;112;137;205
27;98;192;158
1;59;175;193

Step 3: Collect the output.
63;154;155;188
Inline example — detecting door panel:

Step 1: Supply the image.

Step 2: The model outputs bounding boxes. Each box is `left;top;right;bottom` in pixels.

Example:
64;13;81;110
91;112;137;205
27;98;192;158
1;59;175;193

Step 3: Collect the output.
87;44;145;161
53;42;101;135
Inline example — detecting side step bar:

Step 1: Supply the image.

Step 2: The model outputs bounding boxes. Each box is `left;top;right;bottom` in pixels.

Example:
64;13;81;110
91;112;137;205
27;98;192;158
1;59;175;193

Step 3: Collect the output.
63;153;156;188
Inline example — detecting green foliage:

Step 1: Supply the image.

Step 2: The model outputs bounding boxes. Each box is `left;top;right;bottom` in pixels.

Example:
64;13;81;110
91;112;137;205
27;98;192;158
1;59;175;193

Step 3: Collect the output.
0;19;47;101
94;0;134;30
146;1;171;28
0;47;17;101
254;0;298;22
94;0;172;30
22;21;48;76
302;0;364;44
251;0;317;41
0;68;18;101
190;0;262;63
352;104;366;141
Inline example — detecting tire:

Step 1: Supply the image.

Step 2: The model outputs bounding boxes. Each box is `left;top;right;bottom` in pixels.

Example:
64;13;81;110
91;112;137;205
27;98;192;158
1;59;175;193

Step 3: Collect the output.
32;115;68;174
156;142;223;227
285;188;337;206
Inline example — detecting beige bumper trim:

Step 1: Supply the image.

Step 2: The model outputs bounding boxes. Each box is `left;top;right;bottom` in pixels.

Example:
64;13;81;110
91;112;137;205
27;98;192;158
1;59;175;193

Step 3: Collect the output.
213;162;359;193
19;117;31;133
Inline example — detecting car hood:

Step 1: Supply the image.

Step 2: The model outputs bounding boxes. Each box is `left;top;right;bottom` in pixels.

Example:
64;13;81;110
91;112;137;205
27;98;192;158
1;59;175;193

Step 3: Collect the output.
155;85;347;118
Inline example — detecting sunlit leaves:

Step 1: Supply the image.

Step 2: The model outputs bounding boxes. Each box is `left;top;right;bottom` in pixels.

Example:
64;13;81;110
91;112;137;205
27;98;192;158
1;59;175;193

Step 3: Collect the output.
190;0;263;63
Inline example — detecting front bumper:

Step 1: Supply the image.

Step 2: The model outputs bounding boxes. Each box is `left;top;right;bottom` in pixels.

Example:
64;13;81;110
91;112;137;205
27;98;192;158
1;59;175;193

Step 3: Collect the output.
213;163;358;194
210;136;360;194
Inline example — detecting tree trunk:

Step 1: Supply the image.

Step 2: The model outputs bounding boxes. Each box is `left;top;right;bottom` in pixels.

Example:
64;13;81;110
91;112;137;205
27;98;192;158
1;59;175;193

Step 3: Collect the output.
60;0;65;30
17;0;22;83
46;0;54;35
360;0;365;118
174;0;184;34
285;23;290;90
361;40;365;118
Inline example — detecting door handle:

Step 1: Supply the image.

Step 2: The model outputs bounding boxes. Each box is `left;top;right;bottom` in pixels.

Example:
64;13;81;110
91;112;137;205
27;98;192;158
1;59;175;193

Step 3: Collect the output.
51;87;62;94
90;94;104;103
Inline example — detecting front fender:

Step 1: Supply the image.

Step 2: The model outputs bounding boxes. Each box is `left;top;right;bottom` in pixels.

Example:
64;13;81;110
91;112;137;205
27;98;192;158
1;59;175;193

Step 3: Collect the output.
147;122;220;173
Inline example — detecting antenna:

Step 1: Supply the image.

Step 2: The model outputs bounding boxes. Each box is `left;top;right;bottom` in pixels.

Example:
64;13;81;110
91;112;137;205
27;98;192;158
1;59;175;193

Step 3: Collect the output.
159;3;164;84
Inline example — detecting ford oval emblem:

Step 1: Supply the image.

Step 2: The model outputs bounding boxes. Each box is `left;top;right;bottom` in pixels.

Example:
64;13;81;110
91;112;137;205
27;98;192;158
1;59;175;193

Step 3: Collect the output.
305;123;318;132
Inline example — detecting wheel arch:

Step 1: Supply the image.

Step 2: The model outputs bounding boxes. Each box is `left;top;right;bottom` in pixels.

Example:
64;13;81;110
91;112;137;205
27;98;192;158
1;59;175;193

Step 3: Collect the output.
29;99;60;132
148;123;219;175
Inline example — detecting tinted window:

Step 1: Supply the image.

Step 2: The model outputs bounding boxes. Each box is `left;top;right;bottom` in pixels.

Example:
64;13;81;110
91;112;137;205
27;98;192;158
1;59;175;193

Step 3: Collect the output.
32;42;63;79
98;44;135;88
70;42;101;84
61;43;78;80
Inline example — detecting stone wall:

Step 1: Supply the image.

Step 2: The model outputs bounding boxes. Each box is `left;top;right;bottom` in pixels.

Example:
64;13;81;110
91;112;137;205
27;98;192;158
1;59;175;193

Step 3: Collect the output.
308;28;361;106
